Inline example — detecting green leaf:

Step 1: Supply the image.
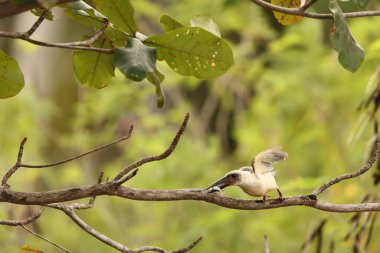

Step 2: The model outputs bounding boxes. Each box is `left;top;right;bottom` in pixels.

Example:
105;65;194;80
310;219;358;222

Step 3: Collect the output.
72;37;115;88
353;0;369;9
147;72;165;108
62;1;107;29
0;50;24;99
145;27;234;79
190;15;221;37
104;27;129;47
329;0;365;72
31;8;55;21
114;38;157;82
160;15;184;32
93;0;138;36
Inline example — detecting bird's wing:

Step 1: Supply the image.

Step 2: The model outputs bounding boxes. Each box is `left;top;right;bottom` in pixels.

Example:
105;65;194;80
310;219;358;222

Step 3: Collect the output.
253;147;288;175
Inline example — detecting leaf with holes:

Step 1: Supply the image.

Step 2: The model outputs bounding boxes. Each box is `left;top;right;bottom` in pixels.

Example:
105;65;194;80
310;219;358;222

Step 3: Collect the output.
72;37;114;88
0;50;24;99
145;27;233;79
114;38;156;82
329;0;365;72
190;15;221;37
160;15;184;32
93;0;137;36
271;0;303;25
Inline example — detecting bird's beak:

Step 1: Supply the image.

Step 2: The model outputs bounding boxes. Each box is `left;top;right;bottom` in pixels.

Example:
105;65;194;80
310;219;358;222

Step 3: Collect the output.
206;176;234;192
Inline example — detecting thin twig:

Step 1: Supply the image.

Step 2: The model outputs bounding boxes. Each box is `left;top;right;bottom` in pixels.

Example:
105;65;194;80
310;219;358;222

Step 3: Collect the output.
312;136;380;195
114;114;190;182
52;205;131;252
300;0;318;11
0;207;44;226
23;10;48;38
0;31;114;54
250;0;380;20
2;137;27;186
116;169;139;185
21;125;133;169
171;237;202;253
21;224;73;253
264;235;270;253
301;219;327;252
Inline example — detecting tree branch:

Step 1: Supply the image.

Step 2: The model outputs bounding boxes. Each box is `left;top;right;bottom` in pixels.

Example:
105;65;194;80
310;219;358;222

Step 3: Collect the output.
47;203;201;253
113;113;190;183
21;125;133;169
2;137;27;186
0;207;44;226
0;0;76;19
21;224;73;253
249;0;380;20
312;136;380;195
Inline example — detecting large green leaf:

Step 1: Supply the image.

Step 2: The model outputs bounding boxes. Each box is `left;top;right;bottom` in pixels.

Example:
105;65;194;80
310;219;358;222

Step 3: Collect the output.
0;50;24;99
62;1;107;29
190;15;221;37
114;38;156;82
354;0;369;9
329;0;365;72
160;15;184;32
72;37;115;88
145;27;233;79
93;0;138;36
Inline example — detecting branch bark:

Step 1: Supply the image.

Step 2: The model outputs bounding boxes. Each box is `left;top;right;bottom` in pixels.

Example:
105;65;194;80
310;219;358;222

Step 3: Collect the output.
249;0;380;20
0;0;76;19
1;114;380;253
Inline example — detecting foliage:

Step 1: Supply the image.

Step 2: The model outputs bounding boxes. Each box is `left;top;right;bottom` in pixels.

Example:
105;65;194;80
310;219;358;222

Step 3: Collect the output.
0;0;235;106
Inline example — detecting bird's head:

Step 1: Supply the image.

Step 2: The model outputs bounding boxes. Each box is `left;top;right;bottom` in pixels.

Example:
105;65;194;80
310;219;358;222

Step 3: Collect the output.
206;169;249;192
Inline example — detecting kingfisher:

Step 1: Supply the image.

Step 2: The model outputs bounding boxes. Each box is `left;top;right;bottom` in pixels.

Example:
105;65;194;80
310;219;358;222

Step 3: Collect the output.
206;147;288;201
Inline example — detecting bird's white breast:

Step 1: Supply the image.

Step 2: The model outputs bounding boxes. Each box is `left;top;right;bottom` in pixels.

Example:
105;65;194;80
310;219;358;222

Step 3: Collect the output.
237;172;278;197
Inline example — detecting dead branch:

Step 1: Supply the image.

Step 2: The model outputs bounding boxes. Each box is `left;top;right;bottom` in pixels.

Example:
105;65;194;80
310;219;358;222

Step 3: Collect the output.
0;10;114;54
21;224;73;253
249;0;380;20
312;136;380;195
1;114;380;253
0;207;44;226
113;113;190;183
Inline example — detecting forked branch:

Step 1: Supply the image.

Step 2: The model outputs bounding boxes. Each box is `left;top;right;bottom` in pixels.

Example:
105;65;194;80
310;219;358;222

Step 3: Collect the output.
1;114;380;253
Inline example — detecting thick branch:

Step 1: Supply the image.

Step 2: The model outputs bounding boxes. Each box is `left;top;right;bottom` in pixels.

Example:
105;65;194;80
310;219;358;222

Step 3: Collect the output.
312;137;380;195
1;185;380;213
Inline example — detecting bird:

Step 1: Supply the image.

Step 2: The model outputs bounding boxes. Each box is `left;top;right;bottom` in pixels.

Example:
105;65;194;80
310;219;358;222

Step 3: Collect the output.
206;147;288;201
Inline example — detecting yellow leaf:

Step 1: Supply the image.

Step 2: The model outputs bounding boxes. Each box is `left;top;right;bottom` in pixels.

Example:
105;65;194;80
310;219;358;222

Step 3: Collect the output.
21;245;43;253
271;0;304;25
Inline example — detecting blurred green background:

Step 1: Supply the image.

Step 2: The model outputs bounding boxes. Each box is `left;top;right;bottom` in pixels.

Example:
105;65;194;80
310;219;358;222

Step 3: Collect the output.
0;0;380;252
